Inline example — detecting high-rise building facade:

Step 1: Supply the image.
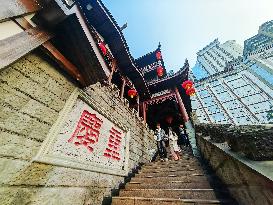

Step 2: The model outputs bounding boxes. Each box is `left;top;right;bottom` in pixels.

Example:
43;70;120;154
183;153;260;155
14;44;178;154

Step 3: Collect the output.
191;39;243;81
243;20;273;57
191;20;273;125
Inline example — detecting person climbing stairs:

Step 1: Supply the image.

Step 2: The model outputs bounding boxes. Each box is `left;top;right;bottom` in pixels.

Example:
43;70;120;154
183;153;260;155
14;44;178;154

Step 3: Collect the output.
111;147;237;205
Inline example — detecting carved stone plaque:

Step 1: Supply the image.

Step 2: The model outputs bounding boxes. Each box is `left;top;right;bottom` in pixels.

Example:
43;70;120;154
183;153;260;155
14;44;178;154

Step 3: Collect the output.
34;89;130;176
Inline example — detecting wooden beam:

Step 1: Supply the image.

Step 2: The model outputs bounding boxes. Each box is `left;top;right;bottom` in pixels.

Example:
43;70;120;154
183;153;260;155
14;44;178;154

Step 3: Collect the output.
0;27;52;70
144;92;176;105
0;0;42;22
12;15;33;30
12;17;86;86
42;42;86;86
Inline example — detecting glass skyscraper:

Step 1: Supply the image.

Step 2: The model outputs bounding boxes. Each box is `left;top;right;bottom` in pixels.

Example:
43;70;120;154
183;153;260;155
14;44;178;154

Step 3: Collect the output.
191;39;243;81
191;20;273;125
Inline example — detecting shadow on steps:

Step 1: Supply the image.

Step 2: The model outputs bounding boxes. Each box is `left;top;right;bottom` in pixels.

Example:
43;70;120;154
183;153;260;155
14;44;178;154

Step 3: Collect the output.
101;163;143;205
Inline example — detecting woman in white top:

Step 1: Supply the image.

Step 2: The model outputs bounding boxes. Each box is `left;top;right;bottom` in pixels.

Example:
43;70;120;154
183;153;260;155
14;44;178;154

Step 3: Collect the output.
168;127;181;161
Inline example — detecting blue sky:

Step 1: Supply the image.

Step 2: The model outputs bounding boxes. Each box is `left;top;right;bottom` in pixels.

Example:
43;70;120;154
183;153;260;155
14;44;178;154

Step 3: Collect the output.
103;0;273;72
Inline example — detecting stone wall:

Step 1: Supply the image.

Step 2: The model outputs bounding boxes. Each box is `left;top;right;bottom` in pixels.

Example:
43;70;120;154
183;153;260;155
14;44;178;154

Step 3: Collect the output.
0;51;156;205
196;126;273;205
196;123;273;160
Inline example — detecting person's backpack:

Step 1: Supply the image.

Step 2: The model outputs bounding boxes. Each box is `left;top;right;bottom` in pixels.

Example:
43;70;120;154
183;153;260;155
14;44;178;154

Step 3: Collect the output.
162;130;169;141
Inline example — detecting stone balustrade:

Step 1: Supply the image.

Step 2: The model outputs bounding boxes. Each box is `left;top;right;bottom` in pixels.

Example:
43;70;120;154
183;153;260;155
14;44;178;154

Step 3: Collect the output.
195;123;273;205
196;123;273;160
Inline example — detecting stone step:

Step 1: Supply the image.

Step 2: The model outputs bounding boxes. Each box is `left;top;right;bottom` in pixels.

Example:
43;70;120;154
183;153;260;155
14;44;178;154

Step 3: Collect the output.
141;164;202;172
130;175;210;183
125;181;218;189
144;160;201;168
144;163;201;169
155;157;198;162
135;170;205;178
119;188;230;200
138;168;205;175
112;196;236;205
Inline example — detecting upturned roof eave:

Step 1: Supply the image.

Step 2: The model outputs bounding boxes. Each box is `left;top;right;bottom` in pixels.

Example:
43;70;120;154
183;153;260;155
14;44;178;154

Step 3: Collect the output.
77;0;151;99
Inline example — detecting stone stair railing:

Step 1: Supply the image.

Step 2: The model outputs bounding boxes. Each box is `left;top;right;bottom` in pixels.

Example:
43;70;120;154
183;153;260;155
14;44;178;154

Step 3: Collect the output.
196;123;273;161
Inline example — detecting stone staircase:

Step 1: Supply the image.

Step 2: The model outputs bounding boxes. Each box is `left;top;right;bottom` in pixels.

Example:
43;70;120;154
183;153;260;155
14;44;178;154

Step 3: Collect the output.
112;147;237;205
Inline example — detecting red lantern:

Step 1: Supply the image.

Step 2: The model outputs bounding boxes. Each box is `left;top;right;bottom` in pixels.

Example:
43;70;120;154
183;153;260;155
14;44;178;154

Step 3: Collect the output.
156;51;162;60
128;89;137;98
99;42;107;56
157;66;164;77
165;116;173;124
182;80;194;90
186;87;196;96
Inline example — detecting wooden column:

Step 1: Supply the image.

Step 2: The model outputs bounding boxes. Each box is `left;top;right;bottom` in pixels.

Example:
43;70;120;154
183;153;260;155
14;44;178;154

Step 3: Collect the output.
137;95;140;115
174;87;189;122
108;59;117;84
143;103;147;123
120;77;126;98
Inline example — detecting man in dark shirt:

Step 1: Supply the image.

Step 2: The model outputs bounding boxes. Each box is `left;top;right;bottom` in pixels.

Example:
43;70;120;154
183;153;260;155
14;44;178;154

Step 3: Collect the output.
178;124;190;148
151;123;168;162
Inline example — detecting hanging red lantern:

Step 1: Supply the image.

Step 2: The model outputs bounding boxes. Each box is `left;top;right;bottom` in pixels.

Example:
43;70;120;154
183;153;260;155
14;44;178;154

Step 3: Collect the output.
157;66;164;77
186;87;196;96
182;80;194;90
165;116;173;124
156;51;162;60
128;89;137;98
99;42;107;56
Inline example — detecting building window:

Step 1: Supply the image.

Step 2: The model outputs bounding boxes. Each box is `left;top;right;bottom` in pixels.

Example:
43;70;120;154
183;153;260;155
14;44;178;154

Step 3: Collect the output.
250;64;273;87
199;90;210;98
233;84;258;97
249;101;273;113
211;112;227;122
217;92;234;102
241;93;266;105
191;63;209;80
236;116;252;125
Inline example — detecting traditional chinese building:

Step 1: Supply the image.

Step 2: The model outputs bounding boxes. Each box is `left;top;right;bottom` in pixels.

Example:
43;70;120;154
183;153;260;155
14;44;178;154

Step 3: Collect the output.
0;0;194;204
134;44;193;131
2;1;273;205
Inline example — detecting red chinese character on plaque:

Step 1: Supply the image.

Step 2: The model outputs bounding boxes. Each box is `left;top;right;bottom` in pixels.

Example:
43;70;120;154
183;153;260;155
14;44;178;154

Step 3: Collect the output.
104;127;123;161
68;110;103;152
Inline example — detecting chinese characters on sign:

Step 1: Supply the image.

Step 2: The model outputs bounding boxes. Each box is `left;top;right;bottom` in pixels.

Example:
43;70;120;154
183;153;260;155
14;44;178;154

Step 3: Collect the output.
104;127;122;161
35;95;129;176
68;110;103;152
68;109;123;161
